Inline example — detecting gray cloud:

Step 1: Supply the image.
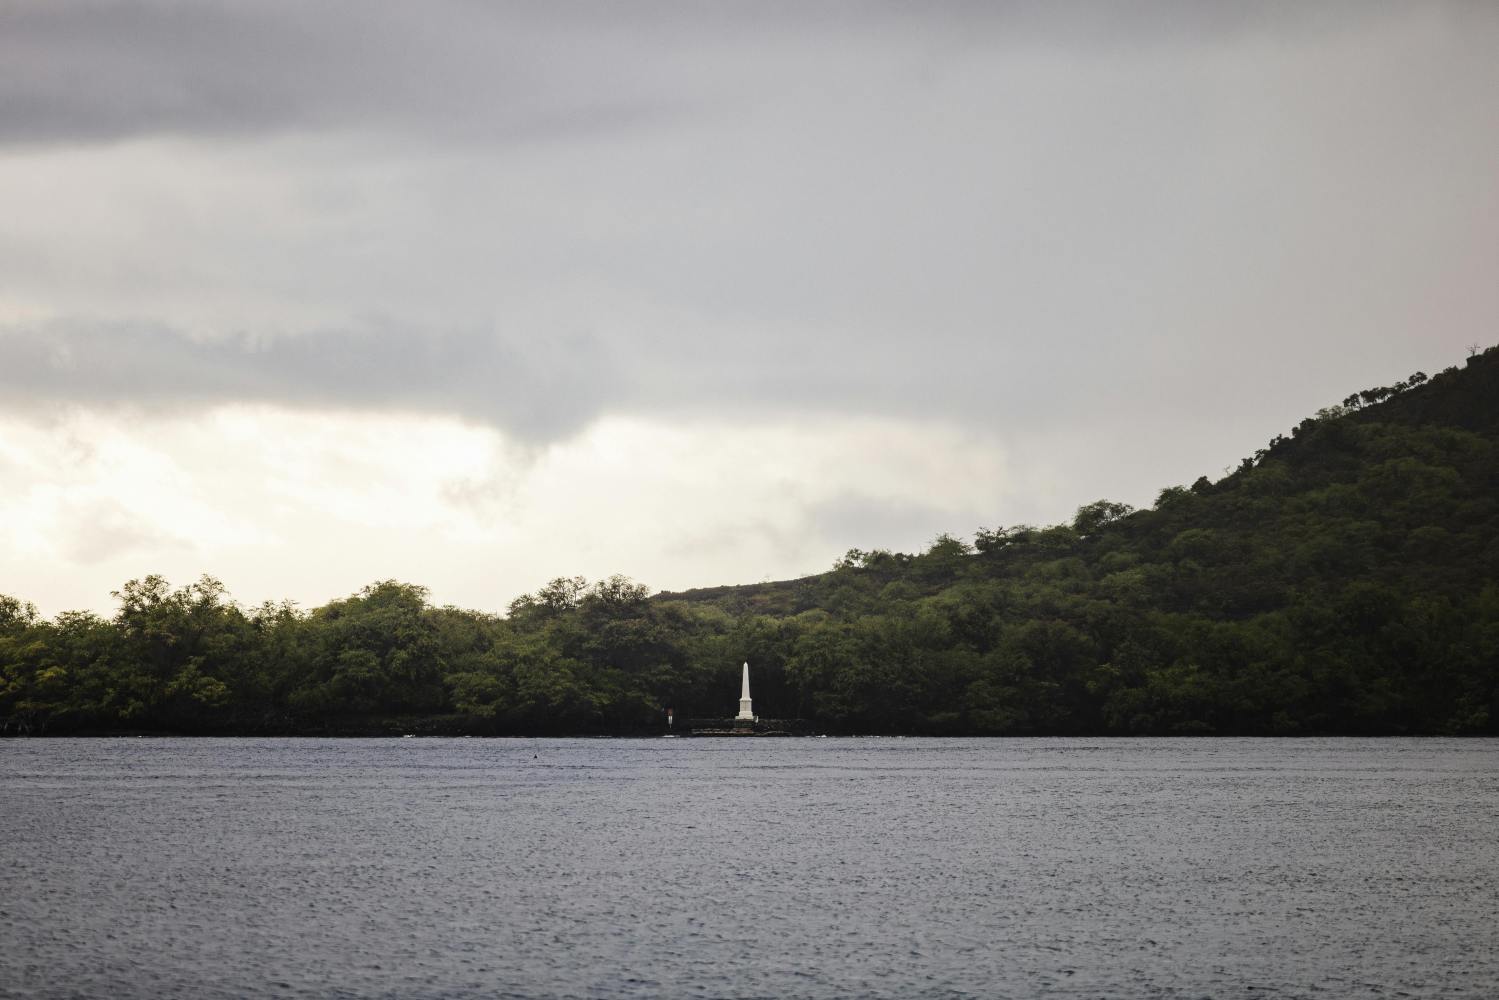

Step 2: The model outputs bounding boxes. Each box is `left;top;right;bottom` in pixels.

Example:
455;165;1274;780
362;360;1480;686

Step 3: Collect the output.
0;310;1102;444
0;1;687;146
0;1;1444;147
0;319;618;440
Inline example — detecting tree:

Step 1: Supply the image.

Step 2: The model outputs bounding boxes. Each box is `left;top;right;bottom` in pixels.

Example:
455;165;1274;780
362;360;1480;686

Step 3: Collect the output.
1073;500;1136;536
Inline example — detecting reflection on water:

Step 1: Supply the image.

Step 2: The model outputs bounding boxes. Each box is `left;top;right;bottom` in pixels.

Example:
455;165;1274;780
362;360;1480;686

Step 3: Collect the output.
2;738;1497;999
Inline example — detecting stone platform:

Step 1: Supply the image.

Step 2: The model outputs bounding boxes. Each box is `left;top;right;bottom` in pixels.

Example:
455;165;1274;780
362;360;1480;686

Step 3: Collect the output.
677;718;811;737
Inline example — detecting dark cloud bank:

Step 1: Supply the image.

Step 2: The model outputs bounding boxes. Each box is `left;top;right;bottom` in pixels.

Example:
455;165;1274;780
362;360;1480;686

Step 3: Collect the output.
0;0;1469;147
0;321;621;440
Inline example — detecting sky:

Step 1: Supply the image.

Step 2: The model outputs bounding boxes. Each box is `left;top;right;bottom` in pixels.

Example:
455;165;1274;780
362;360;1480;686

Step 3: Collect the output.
2;0;1496;617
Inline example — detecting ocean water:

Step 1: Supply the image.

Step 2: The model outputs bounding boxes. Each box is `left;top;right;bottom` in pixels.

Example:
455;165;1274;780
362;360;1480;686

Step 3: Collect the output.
1;737;1496;999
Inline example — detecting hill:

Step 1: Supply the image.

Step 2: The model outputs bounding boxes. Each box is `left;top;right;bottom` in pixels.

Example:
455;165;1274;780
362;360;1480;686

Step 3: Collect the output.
655;346;1499;733
3;348;1497;735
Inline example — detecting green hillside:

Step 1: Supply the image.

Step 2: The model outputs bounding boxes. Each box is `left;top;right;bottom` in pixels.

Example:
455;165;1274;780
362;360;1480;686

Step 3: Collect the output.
3;348;1497;735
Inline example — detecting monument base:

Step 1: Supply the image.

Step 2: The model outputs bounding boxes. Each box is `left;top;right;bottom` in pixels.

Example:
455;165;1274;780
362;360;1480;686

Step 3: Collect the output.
678;717;811;737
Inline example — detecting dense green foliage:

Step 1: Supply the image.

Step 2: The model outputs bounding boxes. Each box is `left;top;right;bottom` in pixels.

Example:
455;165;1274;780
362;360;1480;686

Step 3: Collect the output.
4;349;1498;735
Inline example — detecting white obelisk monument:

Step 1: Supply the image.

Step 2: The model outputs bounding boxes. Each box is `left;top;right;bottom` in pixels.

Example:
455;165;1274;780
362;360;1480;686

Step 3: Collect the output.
736;661;755;721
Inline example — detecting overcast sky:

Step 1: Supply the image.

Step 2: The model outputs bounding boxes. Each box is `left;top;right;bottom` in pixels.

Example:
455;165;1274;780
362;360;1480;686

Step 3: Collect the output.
2;0;1496;616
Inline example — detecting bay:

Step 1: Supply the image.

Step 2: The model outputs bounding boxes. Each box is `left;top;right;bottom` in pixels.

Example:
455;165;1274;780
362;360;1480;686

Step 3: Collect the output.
2;737;1497;999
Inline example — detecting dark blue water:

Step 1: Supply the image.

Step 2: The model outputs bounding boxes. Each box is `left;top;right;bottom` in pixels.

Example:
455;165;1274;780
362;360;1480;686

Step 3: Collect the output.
2;738;1497;999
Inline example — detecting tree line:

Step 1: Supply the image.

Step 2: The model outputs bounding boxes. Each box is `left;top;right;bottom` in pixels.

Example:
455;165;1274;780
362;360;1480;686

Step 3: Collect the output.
3;348;1497;736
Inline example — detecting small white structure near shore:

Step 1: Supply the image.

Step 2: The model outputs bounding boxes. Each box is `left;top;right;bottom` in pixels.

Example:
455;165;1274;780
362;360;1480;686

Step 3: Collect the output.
736;662;755;721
